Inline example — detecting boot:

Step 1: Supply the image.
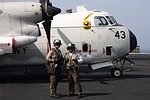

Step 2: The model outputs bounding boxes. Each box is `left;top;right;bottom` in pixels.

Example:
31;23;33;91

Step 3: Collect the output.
78;94;82;98
50;94;61;98
68;92;75;97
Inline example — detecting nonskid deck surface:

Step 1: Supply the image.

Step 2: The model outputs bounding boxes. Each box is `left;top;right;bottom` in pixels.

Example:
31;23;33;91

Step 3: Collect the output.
0;54;150;100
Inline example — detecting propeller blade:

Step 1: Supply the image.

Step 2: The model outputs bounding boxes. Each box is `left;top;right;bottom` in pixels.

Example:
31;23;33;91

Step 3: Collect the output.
40;0;61;48
42;21;51;47
46;4;61;17
40;0;61;19
39;0;49;3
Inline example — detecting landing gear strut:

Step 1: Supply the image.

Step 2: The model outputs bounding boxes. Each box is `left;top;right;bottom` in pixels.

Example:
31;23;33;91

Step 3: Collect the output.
111;57;125;78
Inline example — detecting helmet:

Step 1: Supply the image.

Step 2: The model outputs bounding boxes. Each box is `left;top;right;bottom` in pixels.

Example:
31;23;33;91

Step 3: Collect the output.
67;43;75;50
53;39;62;45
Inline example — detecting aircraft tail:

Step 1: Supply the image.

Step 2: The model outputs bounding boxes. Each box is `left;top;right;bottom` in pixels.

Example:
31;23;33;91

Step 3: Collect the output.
77;5;88;12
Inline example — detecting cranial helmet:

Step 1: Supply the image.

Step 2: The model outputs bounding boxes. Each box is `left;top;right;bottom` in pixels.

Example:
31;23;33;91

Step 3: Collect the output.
67;43;75;50
53;39;62;45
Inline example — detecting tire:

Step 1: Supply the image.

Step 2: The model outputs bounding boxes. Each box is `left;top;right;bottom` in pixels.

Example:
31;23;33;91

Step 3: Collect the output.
111;68;122;78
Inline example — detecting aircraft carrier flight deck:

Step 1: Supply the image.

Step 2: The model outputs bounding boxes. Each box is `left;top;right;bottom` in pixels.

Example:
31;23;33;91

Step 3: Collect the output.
0;54;150;100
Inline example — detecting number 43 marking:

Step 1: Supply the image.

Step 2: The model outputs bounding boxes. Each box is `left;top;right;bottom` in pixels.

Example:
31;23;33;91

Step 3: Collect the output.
115;31;126;39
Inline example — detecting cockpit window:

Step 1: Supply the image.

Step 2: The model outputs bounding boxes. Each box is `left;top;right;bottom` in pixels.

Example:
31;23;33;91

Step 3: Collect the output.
110;16;118;24
94;16;108;26
106;16;118;25
106;16;113;24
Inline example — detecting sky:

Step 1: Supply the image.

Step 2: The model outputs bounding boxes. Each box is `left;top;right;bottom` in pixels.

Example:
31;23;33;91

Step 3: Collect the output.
0;0;150;52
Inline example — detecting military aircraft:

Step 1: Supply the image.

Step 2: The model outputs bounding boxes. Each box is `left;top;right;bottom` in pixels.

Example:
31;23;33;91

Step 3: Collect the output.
49;6;137;77
0;1;137;77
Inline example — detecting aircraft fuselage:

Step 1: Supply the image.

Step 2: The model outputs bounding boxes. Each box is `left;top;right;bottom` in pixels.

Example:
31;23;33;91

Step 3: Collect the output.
0;3;137;68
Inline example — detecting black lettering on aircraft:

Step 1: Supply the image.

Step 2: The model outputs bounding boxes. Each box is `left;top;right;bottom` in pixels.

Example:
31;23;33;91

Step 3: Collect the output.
13;46;27;54
22;47;27;54
115;31;126;39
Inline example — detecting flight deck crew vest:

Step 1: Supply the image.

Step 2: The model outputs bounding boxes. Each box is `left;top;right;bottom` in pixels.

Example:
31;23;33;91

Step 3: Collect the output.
51;48;63;64
65;52;78;69
49;48;63;74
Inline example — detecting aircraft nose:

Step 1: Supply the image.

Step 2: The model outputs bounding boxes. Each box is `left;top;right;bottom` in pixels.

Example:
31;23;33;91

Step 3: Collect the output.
129;30;137;52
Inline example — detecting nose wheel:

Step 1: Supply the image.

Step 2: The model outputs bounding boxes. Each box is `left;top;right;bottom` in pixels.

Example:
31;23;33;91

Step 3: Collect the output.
111;68;122;78
111;57;125;78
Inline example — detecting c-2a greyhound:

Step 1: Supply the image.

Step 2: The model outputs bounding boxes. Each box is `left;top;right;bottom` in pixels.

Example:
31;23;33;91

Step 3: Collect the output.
0;0;137;77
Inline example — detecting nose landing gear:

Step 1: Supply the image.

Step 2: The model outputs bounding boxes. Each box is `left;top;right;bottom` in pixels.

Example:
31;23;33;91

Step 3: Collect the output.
111;56;135;78
111;68;122;78
111;57;125;78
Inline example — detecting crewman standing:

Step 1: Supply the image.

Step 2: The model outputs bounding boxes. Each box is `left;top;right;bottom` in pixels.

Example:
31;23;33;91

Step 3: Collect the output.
64;43;83;98
46;39;63;98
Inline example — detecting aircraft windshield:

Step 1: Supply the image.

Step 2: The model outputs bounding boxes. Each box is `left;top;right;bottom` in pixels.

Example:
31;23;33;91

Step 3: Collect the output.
106;16;118;25
94;16;108;26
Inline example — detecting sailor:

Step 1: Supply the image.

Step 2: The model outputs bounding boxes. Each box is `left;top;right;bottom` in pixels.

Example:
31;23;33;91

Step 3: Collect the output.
64;43;83;98
46;39;63;98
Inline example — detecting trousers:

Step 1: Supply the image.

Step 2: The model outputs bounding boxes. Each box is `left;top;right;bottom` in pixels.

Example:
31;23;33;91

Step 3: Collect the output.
50;71;61;96
67;69;82;94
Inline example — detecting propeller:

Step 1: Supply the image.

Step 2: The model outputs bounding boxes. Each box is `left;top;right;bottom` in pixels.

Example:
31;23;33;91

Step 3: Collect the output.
40;0;61;47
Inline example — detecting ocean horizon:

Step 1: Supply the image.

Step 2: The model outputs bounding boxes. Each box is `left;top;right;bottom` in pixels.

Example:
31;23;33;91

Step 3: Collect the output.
140;49;150;53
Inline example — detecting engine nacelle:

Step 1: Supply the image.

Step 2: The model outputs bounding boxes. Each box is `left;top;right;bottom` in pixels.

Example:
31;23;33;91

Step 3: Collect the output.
14;36;37;46
0;36;37;55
